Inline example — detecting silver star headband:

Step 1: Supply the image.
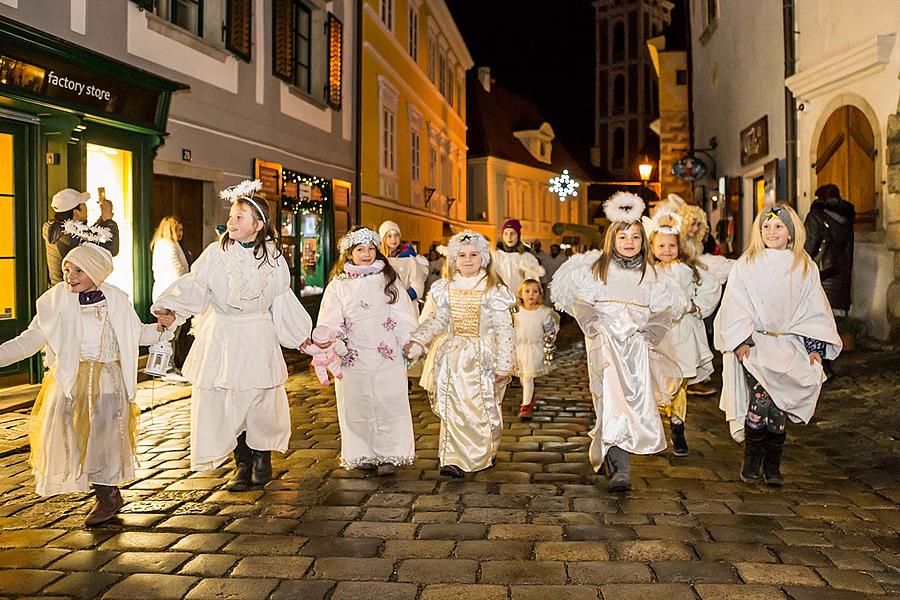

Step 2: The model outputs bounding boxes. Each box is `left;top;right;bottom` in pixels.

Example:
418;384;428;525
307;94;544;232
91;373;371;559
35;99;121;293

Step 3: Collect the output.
447;230;491;267
338;228;381;254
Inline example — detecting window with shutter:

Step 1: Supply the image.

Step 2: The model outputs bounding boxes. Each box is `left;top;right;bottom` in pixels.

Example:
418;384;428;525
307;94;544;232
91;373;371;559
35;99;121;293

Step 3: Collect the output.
226;0;252;61
272;0;295;82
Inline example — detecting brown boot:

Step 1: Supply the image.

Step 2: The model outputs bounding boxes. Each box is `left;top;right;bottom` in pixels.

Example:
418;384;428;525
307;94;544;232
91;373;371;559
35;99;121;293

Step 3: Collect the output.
84;485;123;527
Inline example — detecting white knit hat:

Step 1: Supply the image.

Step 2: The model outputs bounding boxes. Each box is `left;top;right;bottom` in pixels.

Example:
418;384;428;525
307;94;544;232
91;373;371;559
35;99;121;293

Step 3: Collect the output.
378;220;401;239
64;243;113;286
51;188;90;213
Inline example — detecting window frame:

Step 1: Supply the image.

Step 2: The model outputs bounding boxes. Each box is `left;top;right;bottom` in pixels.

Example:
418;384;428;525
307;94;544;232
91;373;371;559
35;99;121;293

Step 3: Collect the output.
407;4;419;61
380;0;394;32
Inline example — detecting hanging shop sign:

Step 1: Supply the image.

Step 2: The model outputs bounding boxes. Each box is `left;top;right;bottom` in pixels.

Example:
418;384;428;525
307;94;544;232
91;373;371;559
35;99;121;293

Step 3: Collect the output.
671;156;708;181
740;115;769;166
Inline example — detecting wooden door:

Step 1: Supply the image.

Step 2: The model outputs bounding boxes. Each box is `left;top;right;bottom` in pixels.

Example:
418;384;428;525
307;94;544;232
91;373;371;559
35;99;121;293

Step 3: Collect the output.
151;175;205;264
815;106;877;231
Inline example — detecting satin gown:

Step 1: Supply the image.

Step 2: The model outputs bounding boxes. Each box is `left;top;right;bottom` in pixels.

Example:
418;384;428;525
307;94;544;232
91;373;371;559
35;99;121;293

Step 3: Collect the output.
412;273;516;472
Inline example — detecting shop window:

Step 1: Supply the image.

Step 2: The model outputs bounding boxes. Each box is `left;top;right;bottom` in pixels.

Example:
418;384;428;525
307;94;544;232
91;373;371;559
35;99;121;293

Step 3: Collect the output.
280;169;331;298
407;5;418;61
86;143;134;300
0;133;15;321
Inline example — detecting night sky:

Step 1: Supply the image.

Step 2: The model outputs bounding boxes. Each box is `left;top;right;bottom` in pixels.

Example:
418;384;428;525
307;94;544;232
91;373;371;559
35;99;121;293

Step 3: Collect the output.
446;0;597;173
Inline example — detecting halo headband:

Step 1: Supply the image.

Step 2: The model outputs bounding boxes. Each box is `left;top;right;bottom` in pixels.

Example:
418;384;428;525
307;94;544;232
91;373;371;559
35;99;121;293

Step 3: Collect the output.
651;210;682;236
763;206;795;239
220;180;268;225
604;191;645;224
338;228;381;254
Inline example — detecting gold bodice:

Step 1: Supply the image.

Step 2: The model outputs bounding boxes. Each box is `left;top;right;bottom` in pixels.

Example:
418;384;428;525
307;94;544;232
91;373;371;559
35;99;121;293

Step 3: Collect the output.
449;289;483;337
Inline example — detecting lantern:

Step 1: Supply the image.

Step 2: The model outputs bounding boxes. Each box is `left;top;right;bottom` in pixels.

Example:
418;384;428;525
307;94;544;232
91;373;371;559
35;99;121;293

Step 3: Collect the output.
145;339;174;377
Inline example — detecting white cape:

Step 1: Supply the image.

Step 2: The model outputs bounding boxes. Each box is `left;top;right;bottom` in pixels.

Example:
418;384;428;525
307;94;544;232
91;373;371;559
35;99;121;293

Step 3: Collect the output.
714;249;841;441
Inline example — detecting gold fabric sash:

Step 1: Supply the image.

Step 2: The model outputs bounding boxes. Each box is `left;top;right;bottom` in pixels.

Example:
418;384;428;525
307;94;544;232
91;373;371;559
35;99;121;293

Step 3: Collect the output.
449;289;483;338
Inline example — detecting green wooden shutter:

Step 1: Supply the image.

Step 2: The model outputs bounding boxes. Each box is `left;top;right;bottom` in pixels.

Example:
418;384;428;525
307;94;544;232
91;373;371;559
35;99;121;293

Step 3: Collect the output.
226;0;253;62
272;0;294;83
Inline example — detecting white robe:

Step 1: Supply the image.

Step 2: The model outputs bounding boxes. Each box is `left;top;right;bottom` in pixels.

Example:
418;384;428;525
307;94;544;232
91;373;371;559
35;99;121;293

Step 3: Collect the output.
550;252;687;470
151;241;312;470
492;250;545;295
316;263;418;468
387;254;429;303
412;273;516;472
714;249;841;442
656;262;721;384
0;283;164;494
513;305;560;378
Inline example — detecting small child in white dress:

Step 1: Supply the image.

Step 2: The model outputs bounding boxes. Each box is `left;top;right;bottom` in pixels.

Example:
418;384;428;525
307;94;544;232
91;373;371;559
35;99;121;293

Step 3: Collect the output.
512;278;560;420
0;244;174;526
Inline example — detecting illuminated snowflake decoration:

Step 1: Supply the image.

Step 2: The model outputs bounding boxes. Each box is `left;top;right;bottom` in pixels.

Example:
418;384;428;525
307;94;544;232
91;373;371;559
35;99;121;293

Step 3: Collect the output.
549;169;580;202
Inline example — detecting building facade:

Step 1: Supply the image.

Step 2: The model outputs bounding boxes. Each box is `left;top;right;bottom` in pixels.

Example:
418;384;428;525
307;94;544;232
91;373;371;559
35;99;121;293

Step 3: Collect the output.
592;0;672;181
360;0;472;251
466;69;588;247
785;1;900;339
0;0;358;385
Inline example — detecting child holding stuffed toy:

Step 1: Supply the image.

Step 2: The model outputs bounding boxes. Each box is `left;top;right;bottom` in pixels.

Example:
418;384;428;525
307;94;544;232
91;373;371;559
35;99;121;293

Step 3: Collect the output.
0;244;175;526
316;226;418;475
513;278;560;421
305;326;347;385
715;204;840;486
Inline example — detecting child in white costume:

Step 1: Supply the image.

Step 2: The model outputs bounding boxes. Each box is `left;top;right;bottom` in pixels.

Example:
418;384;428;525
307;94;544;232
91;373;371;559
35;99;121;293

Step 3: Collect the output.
715;204;840;487
551;193;687;492
404;231;516;478
315;227;418;475
0;244;175;526
379;220;429;304
513;278;560;421
151;180;313;490
647;210;721;456
492;219;545;294
661;193;734;285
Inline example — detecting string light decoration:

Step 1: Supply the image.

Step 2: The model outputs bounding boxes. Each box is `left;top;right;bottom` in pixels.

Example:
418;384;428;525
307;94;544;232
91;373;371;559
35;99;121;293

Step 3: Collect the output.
549;169;580;202
281;168;331;215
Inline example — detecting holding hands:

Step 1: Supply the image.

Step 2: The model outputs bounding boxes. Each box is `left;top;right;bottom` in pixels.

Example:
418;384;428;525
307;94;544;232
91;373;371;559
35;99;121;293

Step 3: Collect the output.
154;308;176;332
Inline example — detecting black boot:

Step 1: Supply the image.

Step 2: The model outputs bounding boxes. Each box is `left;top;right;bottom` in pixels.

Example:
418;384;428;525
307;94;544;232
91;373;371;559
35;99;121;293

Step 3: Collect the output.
670;421;688;456
606;446;631;492
763;430;786;487
439;464;465;478
740;424;766;484
251;450;273;487
225;433;252;491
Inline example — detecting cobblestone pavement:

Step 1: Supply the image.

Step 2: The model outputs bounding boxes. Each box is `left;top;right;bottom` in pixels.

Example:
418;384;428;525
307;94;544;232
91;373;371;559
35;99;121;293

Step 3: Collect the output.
0;325;897;599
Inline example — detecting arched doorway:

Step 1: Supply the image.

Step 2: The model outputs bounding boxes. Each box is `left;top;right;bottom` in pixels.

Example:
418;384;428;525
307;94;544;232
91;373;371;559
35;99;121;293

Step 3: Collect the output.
815;105;877;231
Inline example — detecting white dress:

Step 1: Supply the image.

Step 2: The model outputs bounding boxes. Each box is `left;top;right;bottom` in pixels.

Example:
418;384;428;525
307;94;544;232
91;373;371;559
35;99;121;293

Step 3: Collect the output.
316;261;418;468
492;250;545;294
151;238;189;302
513;305;560;378
550;252;687;470
0;283;163;495
714;249;841;441
655;262;721;384
387;254;429;303
151;241;312;470
412;273;516;472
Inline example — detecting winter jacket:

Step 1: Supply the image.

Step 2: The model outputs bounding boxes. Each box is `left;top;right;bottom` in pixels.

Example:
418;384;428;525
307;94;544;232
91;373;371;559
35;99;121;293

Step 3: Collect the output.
803;197;855;311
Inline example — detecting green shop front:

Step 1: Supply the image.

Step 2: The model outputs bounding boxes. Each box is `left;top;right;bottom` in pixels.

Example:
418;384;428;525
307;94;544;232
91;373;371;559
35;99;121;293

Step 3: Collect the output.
0;16;186;387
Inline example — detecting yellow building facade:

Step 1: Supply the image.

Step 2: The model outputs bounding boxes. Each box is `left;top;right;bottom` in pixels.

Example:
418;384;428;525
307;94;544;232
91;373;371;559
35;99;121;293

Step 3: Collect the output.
361;0;473;251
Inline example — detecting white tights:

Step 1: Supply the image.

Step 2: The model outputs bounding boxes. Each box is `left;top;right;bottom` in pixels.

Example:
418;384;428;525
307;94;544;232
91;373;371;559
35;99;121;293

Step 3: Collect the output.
520;376;535;406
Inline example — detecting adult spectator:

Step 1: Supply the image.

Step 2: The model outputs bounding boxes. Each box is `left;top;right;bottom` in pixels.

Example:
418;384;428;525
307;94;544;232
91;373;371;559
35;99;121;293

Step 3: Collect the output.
804;184;855;315
151;216;189;302
43;188;119;286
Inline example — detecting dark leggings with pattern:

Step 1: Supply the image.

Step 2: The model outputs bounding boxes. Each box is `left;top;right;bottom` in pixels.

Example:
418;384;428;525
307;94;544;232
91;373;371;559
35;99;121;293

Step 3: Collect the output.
743;370;787;433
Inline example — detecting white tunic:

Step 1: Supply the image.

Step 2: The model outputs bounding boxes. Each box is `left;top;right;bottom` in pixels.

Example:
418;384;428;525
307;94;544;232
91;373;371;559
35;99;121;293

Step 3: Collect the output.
387;254;429;303
317;261;418;468
714;249;841;441
151;241;312;470
491;250;545;294
697;253;735;286
0;284;164;494
655;262;721;384
550;251;687;470
513;305;560;378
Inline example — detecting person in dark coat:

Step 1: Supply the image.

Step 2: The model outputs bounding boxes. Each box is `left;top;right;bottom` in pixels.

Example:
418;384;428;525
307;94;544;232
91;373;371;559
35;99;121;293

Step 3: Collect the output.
804;184;855;314
43;188;119;286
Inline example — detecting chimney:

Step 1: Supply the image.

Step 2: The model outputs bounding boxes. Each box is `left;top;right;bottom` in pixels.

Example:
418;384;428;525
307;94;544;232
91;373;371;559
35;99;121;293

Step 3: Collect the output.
477;66;491;92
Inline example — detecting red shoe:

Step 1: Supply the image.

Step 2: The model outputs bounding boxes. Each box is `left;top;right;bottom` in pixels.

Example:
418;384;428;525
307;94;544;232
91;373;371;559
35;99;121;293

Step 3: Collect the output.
518;403;533;421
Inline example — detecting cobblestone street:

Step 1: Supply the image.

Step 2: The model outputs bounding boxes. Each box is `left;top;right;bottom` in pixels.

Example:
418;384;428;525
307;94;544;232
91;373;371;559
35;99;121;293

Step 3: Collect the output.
0;325;897;599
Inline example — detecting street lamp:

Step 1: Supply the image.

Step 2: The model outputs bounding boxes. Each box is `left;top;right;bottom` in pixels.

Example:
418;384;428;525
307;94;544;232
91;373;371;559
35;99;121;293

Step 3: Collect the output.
638;156;653;186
